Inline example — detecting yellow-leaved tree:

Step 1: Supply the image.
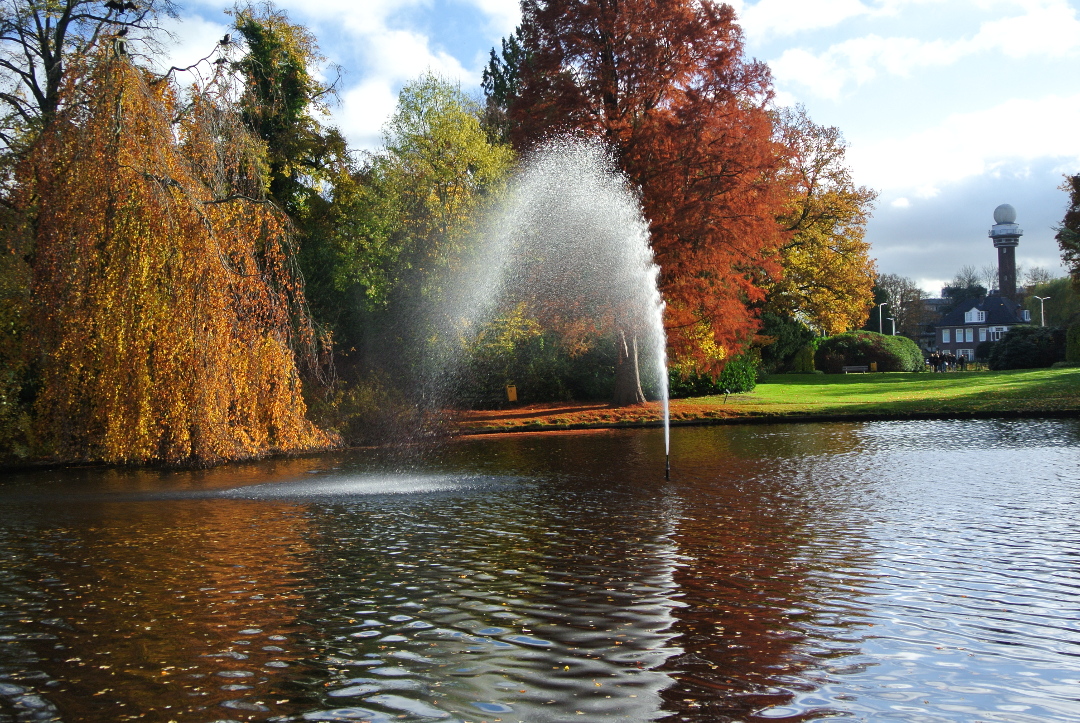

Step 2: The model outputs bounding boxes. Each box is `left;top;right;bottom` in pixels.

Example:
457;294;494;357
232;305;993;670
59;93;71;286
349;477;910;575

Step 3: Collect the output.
20;48;330;465
768;106;877;335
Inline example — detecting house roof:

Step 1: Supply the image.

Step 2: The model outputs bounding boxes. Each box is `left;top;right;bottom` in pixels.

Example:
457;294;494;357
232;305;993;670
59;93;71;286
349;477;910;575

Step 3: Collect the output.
938;295;1027;326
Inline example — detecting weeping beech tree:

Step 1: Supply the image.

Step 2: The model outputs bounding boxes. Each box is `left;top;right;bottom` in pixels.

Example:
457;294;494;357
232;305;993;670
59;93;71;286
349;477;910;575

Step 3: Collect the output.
20;49;330;465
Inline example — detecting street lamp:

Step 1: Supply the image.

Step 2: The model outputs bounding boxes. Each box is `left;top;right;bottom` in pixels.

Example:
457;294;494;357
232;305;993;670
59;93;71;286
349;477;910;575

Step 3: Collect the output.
878;302;887;334
887;317;896;335
1033;296;1050;327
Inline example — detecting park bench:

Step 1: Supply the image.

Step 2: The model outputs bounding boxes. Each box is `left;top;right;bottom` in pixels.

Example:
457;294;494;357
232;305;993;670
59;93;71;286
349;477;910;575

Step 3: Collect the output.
841;365;869;373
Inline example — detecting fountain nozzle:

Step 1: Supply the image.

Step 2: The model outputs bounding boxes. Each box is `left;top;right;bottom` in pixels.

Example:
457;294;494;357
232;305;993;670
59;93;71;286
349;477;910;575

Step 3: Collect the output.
665;454;670;480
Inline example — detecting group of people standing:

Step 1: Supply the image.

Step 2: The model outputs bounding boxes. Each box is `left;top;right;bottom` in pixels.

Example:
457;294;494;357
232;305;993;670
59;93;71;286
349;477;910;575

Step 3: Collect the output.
927;352;966;372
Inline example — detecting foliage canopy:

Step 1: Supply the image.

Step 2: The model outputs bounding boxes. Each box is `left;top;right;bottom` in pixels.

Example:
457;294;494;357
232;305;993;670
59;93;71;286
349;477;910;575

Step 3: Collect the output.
19;52;328;464
508;0;788;371
769;106;877;334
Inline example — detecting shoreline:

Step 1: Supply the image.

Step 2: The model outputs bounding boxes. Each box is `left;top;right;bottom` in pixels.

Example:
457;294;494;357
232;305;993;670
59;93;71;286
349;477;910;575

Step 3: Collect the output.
451;406;1080;436
6;368;1079;469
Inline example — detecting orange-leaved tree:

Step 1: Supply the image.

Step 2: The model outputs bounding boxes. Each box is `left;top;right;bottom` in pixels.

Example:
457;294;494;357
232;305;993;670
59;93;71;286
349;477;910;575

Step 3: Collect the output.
20;48;330;465
508;0;790;381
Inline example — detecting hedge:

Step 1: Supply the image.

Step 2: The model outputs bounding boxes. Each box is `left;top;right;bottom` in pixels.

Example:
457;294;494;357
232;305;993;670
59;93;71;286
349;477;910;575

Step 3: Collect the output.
815;331;924;373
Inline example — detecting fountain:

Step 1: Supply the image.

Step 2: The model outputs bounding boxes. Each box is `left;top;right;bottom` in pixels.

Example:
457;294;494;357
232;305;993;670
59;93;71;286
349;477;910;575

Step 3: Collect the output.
436;138;670;470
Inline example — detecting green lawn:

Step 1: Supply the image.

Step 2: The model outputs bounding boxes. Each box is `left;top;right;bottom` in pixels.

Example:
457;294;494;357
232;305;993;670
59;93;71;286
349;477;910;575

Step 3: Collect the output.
692;367;1080;418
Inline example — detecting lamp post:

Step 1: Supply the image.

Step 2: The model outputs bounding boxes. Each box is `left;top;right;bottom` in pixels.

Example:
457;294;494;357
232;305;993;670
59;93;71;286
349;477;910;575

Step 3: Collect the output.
887;317;896;335
878;302;887;334
1033;296;1050;327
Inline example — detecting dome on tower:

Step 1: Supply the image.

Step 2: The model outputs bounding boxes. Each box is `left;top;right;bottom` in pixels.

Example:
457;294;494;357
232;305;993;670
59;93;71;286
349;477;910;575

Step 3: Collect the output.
993;204;1017;224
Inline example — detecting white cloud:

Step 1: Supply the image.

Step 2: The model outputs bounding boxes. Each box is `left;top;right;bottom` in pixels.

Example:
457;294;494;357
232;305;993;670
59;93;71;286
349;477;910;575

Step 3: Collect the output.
335;80;400;151
739;0;872;39
363;28;472;83
891;197;911;208
152;14;231;77
849;93;1080;192
173;1;490;151
973;0;1080;58
769;0;1080;98
461;0;521;36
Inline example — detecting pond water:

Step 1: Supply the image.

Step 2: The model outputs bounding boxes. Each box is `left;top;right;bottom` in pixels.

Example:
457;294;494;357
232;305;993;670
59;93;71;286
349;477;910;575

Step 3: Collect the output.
1;419;1079;722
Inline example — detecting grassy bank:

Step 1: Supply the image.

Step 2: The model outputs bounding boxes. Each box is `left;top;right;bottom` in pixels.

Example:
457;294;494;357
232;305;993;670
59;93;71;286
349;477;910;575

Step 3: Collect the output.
453;367;1080;433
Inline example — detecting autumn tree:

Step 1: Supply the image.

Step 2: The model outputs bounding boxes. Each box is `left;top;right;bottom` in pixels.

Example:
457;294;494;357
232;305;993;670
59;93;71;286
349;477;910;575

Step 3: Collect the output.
0;198;30;459
875;273;929;339
18;49;328;465
505;0;789;393
979;263;999;293
230;3;357;358
0;0;172;150
768;106;876;334
1058;174;1080;288
1023;266;1055;287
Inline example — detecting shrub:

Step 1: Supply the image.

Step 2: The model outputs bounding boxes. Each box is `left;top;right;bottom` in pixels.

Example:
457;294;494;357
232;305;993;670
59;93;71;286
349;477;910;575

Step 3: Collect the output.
759;313;816;373
789;344;816;373
307;372;426;446
815;331;923;373
988;326;1064;370
458;330;618;408
975;340;996;362
670;349;760;397
1067;324;1080;363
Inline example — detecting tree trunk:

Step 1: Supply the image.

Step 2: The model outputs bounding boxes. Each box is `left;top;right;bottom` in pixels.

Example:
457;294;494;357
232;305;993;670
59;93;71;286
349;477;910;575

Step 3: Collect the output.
613;330;646;406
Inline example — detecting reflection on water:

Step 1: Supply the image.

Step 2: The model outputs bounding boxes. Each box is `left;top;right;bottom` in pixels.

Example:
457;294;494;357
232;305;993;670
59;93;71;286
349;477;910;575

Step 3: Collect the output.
0;419;1078;722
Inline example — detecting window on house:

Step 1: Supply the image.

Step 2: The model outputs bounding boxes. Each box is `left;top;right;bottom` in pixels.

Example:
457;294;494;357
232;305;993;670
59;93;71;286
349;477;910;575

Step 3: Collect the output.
965;328;974;342
964;309;987;323
989;326;1008;341
979;328;987;342
958;349;974;360
1022;310;1031;322
942;329;951;343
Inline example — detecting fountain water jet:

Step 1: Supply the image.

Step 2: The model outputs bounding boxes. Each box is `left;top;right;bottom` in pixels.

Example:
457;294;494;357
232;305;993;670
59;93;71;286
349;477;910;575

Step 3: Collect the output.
437;139;670;470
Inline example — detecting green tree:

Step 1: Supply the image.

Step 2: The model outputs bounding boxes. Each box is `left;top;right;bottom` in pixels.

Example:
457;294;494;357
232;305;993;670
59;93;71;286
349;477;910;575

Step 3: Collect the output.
815;331;923;373
233;3;344;215
758;312;816;373
988;326;1064;370
230;3;355;359
339;74;515;384
480;27;525;144
380;73;514;280
1024;277;1079;328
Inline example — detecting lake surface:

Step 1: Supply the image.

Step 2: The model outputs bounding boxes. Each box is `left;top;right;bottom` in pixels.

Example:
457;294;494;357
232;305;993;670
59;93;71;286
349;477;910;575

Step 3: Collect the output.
1;419;1078;722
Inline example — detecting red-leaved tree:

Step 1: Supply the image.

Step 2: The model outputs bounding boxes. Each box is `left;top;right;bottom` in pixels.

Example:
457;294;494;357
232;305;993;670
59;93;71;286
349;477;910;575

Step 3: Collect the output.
510;0;789;379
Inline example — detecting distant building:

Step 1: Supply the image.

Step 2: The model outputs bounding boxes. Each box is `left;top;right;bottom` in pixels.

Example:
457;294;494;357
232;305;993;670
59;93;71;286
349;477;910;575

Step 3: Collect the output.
922;204;1030;358
934;295;1030;360
989;203;1022;300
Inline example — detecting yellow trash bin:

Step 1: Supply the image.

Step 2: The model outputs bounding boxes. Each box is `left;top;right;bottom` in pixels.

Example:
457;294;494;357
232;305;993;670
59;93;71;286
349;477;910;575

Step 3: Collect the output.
869;362;878;372
506;384;517;402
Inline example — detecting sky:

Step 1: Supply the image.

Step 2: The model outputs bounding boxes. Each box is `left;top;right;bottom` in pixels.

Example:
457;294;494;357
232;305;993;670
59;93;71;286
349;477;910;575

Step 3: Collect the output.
162;0;1080;295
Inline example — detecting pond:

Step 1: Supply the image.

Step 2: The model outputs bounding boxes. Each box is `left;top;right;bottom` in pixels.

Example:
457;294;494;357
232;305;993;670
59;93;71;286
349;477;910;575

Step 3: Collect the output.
1;418;1078;722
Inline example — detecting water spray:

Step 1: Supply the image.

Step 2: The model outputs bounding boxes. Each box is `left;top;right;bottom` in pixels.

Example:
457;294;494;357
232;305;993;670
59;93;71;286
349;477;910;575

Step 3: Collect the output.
437;138;670;468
